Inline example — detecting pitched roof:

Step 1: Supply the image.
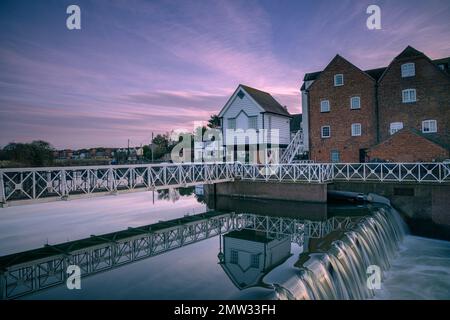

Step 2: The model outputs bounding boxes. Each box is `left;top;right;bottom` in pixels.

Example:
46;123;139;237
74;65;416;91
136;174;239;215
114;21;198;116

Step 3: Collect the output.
302;46;450;85
394;45;425;60
369;128;450;152
290;114;302;132
240;84;291;117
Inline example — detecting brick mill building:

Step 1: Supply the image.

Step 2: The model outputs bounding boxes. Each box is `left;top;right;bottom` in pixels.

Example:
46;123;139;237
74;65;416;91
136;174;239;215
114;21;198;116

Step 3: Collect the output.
301;46;450;163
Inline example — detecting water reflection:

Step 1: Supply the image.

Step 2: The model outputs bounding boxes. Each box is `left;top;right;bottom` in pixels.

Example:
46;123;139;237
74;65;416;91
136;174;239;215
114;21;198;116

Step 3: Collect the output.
0;199;374;300
219;230;291;290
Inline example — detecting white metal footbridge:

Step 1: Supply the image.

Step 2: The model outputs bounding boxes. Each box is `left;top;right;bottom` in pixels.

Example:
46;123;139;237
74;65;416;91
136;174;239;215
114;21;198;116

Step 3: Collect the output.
1;162;450;206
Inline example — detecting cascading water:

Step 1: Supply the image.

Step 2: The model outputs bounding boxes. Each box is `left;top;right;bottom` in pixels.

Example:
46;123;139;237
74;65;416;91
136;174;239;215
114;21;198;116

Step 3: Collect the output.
274;206;407;300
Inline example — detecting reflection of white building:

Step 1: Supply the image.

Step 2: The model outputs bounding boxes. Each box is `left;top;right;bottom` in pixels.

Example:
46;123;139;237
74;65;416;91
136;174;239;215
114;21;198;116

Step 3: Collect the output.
219;229;291;289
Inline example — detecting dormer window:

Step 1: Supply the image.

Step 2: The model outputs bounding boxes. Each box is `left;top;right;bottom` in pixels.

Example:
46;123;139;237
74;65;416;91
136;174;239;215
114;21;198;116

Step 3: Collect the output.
401;63;415;77
334;74;344;86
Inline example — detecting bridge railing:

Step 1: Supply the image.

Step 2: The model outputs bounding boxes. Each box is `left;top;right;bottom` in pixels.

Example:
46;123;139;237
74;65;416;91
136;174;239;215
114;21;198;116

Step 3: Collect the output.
1;162;449;205
332;162;450;183
236;163;334;183
0;163;236;203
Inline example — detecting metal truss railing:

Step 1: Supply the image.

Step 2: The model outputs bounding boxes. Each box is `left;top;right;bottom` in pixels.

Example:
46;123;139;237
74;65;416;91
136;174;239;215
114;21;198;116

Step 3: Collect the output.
236;163;334;183
0;163;236;205
0;211;359;300
1;162;449;206
332;163;450;183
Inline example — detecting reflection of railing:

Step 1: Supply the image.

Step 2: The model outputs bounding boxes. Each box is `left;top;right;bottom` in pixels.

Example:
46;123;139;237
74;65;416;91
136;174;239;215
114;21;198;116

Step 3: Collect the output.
0;211;359;300
1;162;449;206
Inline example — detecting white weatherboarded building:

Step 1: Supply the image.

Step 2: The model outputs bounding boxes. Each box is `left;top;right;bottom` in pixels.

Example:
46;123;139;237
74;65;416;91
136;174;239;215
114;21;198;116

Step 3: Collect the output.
218;85;292;148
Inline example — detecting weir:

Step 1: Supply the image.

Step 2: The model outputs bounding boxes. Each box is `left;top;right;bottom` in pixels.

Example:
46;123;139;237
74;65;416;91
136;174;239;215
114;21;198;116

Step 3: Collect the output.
272;206;407;300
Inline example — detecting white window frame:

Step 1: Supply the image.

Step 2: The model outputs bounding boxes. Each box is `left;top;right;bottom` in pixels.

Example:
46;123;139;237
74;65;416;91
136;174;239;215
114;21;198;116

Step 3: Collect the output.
390;122;404;135
334;74;344;86
351;123;362;137
228;118;236;129
350;96;361;109
402;89;416;103
401;63;415;77
320;100;330;113
321;126;331;138
248;116;257;130
331;150;340;163
422;120;437;133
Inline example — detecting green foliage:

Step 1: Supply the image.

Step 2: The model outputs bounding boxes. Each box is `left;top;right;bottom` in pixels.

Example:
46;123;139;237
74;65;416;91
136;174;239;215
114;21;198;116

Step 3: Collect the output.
1;140;55;166
207;114;220;128
151;133;172;160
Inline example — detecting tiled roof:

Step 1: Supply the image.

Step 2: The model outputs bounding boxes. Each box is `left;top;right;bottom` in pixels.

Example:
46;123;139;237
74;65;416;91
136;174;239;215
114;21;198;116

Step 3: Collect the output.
240;84;291;117
302;46;450;84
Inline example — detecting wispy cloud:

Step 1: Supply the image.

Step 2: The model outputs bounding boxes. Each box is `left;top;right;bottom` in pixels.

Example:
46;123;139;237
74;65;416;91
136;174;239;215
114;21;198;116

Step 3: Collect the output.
0;0;449;148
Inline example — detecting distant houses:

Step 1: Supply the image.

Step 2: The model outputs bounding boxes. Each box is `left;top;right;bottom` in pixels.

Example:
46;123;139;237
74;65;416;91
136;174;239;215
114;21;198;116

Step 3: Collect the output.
54;146;145;163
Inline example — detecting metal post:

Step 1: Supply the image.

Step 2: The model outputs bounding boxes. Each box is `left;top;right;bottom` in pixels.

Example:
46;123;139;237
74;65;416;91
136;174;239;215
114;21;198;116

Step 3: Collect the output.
47;171;52;193
0;172;6;205
0;272;6;300
61;170;68;199
32;171;36;199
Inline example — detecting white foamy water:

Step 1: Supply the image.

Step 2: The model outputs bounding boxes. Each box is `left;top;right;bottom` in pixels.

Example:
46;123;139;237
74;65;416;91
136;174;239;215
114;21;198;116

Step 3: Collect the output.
374;235;450;300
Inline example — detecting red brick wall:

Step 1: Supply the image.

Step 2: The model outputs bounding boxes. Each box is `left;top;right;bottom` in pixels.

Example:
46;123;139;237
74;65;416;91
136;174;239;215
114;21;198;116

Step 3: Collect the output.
367;129;449;162
378;56;450;146
308;56;377;162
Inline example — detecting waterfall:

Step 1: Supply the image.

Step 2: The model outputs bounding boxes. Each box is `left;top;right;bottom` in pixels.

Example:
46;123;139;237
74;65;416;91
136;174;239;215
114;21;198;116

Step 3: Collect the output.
275;206;407;300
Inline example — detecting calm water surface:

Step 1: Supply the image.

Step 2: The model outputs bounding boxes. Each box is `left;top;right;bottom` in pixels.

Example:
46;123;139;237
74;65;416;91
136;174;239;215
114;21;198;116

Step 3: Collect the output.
0;188;449;300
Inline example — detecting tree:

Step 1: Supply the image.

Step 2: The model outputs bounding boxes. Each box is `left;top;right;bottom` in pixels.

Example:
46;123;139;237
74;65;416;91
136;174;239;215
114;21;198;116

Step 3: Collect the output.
142;145;152;160
207;114;220;128
2;140;55;166
152;133;171;160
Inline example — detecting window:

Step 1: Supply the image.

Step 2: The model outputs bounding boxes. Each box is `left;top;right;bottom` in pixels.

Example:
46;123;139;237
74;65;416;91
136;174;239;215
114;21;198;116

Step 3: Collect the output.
250;254;260;268
402;89;416;103
422;120;437;133
321;126;331;138
248;116;257;130
438;64;445;70
331;150;340;163
390;122;404;135
401;63;415;77
350;96;361;109
230;250;238;264
227;118;236;129
320;100;330;112
351;123;362;136
237;90;245;99
334;74;344;86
